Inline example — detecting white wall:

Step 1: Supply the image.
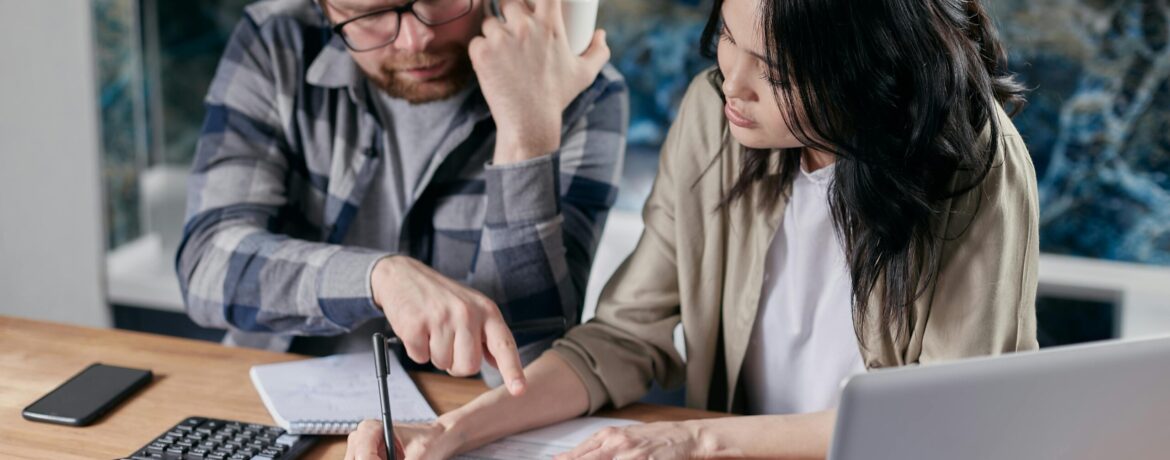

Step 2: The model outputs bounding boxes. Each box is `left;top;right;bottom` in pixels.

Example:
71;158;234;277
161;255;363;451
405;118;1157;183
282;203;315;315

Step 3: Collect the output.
0;0;109;327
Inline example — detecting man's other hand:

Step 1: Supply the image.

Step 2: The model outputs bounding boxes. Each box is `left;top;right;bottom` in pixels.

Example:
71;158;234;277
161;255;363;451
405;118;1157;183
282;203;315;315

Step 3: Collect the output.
470;0;611;164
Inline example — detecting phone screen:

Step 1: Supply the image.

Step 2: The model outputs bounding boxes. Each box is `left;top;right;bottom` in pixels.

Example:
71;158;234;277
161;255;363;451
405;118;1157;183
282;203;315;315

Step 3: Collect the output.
23;363;152;426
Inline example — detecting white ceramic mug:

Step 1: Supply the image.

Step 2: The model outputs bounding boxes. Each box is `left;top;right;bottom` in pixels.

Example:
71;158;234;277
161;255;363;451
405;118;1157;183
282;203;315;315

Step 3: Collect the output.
560;0;599;55
492;0;600;55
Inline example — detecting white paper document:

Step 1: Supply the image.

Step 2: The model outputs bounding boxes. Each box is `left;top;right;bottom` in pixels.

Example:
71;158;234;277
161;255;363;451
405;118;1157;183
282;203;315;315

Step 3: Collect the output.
456;417;642;459
250;352;437;434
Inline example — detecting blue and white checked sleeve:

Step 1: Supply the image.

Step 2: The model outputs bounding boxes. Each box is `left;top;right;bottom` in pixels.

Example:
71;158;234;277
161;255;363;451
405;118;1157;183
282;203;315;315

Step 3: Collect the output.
471;67;628;342
176;14;387;336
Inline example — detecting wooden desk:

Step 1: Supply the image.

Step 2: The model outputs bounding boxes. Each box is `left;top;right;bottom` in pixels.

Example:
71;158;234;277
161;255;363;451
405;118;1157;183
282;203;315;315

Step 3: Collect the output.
0;316;721;459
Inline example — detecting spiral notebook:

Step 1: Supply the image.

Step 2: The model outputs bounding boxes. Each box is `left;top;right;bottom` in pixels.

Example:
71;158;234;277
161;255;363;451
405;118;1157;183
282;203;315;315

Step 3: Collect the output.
250;352;438;435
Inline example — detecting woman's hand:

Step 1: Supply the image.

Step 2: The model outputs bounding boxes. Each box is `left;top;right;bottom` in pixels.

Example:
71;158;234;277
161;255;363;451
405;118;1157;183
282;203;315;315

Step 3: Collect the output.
469;0;611;163
344;419;453;460
554;421;706;460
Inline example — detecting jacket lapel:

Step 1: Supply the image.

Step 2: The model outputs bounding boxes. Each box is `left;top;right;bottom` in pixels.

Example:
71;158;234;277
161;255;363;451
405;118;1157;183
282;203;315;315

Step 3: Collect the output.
720;146;787;411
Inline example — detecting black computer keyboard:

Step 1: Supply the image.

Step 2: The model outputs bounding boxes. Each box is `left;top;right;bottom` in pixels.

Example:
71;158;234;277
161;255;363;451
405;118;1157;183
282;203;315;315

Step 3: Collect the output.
124;416;316;460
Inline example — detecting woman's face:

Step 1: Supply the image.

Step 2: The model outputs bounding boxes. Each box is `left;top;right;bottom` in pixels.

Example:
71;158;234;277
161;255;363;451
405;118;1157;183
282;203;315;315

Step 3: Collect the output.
717;0;803;150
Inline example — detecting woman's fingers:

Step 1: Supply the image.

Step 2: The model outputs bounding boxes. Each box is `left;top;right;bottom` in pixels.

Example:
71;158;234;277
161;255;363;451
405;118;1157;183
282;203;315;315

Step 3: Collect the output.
555;431;606;459
347;420;388;460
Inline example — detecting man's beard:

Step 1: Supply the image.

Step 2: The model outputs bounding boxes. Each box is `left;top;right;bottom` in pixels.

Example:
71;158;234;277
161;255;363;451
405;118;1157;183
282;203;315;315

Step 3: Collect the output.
364;43;474;104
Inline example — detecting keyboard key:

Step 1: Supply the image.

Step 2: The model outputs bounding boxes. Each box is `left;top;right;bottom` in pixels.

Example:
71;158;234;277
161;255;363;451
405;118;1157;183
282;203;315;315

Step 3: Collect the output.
178;418;204;430
197;421;224;435
147;442;169;455
128;417;308;460
273;434;298;447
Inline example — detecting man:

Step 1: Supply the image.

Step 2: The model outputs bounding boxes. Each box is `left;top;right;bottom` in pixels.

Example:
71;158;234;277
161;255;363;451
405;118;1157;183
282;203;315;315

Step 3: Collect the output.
176;0;627;394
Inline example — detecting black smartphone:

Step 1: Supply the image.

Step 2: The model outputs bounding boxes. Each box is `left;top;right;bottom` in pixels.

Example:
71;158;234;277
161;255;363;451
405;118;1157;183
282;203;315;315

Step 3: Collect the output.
22;363;153;426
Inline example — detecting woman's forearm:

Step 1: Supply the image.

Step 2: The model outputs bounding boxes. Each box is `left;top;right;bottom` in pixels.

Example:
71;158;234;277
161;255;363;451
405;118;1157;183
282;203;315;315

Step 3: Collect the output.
437;351;591;456
693;410;836;459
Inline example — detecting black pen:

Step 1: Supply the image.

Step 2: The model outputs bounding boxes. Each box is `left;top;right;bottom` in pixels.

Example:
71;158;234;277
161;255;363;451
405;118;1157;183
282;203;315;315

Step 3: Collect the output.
369;318;566;457
372;333;396;460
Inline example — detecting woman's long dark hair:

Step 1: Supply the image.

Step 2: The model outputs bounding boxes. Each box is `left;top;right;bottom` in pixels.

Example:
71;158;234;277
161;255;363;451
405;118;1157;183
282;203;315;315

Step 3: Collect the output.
703;0;1026;340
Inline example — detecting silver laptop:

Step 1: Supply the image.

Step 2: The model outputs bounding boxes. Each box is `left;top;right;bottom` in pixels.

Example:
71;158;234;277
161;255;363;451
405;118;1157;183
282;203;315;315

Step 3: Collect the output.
829;336;1170;460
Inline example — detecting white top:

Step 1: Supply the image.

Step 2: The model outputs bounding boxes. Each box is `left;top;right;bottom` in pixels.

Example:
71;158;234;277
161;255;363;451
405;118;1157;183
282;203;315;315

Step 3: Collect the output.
741;162;866;415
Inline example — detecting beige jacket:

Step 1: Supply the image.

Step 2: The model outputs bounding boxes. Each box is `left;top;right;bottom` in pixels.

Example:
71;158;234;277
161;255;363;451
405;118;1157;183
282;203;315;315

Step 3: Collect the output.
551;69;1040;414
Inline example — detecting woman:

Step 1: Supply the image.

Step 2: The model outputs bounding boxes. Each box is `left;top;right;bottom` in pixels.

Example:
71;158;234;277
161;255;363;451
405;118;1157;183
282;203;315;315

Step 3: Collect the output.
348;0;1039;457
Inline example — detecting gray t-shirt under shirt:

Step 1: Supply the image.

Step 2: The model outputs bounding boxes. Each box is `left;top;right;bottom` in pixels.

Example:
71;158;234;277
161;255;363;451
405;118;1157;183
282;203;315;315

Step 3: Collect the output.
343;83;473;252
309;84;472;356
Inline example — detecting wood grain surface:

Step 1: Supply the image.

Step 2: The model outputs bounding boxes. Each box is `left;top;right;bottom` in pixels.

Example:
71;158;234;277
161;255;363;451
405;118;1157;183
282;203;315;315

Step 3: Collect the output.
0;316;722;459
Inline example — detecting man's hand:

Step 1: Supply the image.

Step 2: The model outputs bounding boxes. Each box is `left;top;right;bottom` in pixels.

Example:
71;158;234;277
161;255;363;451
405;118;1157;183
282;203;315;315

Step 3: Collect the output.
469;0;611;164
371;256;527;396
345;420;453;460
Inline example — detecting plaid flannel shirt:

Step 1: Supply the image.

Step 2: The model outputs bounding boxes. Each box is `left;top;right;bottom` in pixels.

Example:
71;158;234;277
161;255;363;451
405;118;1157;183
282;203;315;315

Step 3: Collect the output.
176;0;628;351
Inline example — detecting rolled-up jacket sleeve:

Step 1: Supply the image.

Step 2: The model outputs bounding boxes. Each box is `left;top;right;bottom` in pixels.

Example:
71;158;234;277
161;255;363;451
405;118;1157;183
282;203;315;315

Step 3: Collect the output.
548;77;707;414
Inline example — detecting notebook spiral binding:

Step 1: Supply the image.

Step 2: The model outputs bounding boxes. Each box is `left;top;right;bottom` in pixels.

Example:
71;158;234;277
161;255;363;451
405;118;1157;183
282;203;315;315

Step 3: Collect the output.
288;418;432;435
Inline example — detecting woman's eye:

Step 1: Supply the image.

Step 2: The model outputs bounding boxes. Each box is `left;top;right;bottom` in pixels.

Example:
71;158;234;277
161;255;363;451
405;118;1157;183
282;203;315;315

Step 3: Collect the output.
720;26;735;44
760;69;788;87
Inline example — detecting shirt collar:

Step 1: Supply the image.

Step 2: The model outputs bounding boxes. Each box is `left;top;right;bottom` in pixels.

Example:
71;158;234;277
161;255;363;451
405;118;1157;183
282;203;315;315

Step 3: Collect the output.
307;34;362;89
800;161;836;185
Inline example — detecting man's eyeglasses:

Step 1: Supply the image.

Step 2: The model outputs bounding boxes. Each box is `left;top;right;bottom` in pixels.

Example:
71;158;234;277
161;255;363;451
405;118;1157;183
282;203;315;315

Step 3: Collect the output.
326;0;474;52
